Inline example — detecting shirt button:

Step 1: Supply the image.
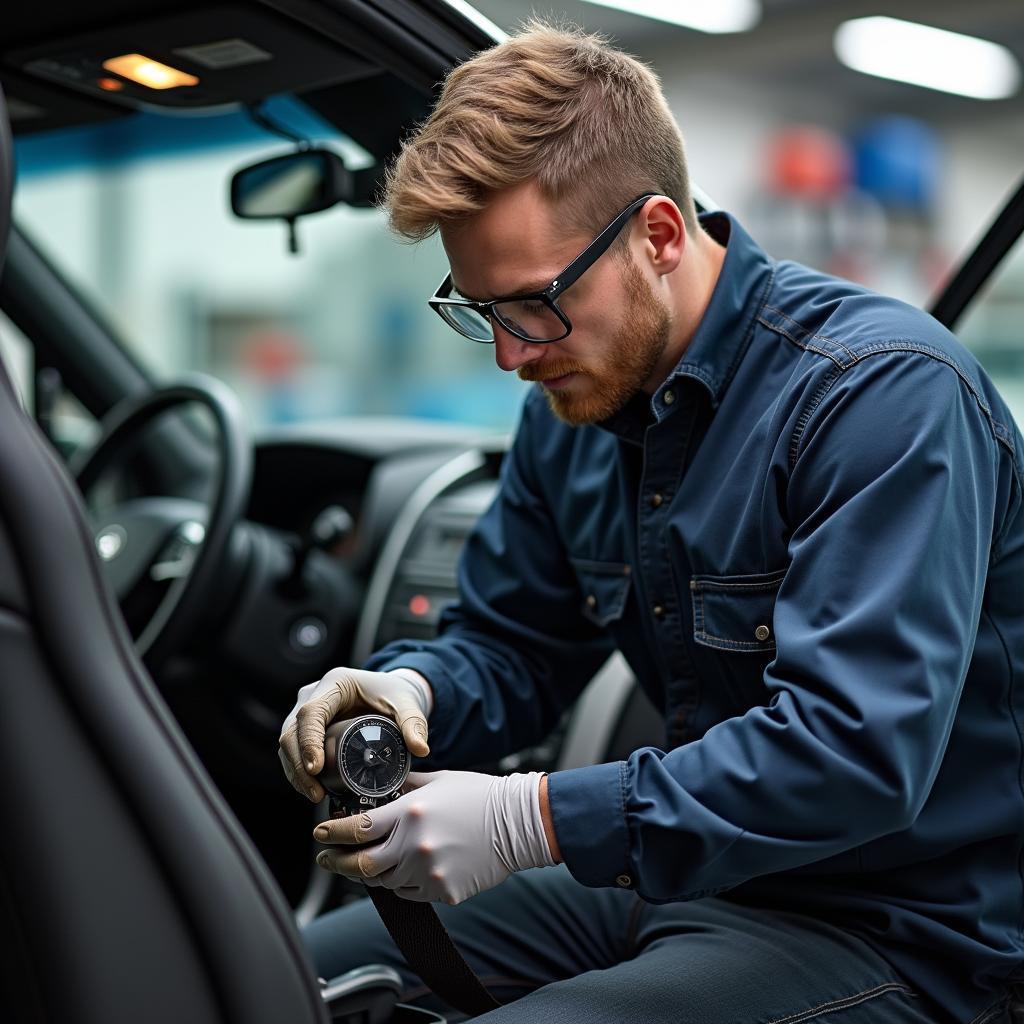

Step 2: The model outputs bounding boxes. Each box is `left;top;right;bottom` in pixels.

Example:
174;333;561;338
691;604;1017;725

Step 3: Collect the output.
586;594;598;611
754;624;771;641
650;493;664;508
663;389;676;405
616;874;633;888
653;605;665;618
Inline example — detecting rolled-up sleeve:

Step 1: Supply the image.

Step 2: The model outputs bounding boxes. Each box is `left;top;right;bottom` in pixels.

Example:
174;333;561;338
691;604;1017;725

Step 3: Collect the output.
549;352;999;900
366;390;615;767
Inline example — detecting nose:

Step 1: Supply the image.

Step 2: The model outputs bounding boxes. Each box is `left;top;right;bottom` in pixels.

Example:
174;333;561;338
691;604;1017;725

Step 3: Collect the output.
493;323;546;373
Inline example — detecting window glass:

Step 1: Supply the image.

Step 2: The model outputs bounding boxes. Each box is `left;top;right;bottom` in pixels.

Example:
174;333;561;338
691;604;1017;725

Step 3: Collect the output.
0;312;99;456
0;310;32;410
13;101;528;433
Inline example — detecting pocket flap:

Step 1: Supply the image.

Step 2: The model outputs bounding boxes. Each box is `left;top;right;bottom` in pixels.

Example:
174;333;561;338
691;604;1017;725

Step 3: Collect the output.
690;569;785;652
571;558;633;627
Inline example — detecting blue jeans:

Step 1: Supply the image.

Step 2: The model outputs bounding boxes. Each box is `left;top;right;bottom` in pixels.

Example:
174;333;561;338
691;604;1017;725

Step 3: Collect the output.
300;865;976;1023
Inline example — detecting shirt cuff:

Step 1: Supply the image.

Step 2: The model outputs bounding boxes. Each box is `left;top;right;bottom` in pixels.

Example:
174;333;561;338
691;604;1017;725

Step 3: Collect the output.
364;652;457;753
547;760;632;889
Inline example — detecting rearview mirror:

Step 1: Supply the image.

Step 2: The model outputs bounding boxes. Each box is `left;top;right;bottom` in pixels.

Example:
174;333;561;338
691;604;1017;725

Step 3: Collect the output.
230;148;351;220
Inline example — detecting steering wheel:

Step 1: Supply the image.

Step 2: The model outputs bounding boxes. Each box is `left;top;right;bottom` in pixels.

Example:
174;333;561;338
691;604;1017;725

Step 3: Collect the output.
73;375;252;667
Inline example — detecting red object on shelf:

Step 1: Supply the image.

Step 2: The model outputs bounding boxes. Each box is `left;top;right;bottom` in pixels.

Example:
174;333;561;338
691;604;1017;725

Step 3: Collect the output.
767;126;852;199
241;328;304;381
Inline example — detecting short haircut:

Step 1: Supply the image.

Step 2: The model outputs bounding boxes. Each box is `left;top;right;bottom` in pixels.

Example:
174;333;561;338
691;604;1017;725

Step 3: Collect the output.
382;20;699;243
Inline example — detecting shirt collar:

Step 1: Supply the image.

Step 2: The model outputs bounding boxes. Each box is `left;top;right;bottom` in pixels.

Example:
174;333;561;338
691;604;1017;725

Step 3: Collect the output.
598;210;775;443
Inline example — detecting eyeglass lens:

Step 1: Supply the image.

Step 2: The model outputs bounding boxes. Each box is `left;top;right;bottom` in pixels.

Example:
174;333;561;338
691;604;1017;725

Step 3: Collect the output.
440;298;566;343
492;298;565;341
439;303;493;342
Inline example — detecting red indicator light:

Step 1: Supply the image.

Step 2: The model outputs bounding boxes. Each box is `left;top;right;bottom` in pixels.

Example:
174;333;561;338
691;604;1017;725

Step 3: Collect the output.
97;77;125;92
409;594;431;617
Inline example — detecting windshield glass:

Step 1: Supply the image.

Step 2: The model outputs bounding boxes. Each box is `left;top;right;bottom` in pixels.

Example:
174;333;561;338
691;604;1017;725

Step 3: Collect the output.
13;97;529;432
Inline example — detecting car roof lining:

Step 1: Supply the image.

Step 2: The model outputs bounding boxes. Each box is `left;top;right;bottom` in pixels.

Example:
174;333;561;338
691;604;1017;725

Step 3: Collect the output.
0;0;446;149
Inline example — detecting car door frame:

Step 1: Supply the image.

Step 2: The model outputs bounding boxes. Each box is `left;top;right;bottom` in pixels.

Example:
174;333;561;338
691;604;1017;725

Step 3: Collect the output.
929;174;1024;331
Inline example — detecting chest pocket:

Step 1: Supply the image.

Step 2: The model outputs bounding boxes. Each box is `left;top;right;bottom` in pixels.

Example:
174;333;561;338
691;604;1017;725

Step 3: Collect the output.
690;569;786;653
570;558;633;628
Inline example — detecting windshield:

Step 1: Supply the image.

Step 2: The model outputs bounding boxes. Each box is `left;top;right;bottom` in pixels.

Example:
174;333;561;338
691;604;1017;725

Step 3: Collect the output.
13;97;529;432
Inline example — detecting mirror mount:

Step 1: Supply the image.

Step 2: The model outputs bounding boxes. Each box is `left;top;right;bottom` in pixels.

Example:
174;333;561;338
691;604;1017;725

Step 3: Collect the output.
232;103;383;252
245;101;311;150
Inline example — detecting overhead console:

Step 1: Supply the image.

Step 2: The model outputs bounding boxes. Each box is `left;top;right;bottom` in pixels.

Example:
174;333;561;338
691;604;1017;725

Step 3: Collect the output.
6;4;376;113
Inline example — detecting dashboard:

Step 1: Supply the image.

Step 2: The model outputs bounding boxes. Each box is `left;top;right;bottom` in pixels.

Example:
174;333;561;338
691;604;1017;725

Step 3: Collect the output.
244;420;659;771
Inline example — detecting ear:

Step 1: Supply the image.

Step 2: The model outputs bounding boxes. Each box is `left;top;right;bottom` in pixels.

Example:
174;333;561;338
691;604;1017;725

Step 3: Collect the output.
638;197;685;277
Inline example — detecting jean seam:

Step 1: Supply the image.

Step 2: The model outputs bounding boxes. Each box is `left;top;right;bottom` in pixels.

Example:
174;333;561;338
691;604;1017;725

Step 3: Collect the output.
967;995;1011;1024
763;981;914;1024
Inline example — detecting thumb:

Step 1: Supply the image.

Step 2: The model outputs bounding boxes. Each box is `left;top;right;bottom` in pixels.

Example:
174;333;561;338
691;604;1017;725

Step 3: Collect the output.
389;696;430;758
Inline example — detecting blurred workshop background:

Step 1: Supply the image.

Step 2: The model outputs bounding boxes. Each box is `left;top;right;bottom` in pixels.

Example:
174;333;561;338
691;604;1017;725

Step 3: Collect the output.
5;0;1024;436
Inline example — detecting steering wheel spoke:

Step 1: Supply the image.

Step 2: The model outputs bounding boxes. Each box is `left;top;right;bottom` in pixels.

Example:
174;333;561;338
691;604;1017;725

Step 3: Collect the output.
92;497;208;598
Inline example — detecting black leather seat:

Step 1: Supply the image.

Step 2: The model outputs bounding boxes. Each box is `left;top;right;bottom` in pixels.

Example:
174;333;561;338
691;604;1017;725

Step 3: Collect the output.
0;85;329;1024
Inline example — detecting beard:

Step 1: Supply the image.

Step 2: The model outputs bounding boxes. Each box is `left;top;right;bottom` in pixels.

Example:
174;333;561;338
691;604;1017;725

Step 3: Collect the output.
518;255;672;426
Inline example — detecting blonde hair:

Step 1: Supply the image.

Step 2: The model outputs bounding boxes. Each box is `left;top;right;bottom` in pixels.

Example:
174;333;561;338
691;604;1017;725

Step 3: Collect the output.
383;20;698;243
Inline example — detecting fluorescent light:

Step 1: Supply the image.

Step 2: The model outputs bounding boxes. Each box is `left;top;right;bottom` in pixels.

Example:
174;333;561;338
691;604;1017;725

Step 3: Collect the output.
582;0;760;34
437;0;508;42
102;54;199;90
834;17;1020;100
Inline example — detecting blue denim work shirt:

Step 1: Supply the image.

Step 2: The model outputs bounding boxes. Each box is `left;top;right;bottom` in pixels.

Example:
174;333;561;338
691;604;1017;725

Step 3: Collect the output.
367;211;1024;1022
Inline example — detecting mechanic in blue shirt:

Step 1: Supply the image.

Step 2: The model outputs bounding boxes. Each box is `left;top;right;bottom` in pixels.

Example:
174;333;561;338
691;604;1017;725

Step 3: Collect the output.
278;22;1024;1024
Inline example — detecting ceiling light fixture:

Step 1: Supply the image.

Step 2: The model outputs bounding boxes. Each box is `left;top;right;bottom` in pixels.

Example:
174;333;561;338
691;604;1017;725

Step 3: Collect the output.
834;17;1020;100
101;53;199;90
581;0;760;34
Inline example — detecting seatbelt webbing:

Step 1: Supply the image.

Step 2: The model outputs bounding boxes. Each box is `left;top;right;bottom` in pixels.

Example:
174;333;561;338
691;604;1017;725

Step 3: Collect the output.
365;886;502;1018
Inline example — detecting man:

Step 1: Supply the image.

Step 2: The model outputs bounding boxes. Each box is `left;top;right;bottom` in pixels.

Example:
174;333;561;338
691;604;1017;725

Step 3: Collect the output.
278;22;1024;1024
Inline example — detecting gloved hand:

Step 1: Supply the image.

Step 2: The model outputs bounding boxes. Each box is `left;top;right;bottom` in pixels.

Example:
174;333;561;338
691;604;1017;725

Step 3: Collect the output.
278;666;433;802
313;769;556;905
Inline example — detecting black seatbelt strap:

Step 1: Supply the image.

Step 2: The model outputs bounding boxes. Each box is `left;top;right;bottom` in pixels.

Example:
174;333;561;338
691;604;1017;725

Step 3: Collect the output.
365;887;501;1018
328;799;501;1018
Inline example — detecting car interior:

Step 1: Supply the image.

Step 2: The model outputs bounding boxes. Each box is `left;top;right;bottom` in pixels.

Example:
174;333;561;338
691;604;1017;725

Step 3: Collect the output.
0;4;668;1022
1;3;1022;1023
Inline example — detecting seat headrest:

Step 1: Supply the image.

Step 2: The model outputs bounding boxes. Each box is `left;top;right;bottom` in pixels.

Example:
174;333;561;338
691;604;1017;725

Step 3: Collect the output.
0;85;12;275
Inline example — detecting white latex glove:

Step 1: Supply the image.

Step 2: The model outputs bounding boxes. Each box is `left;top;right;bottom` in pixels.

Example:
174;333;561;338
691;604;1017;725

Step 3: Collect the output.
313;770;556;905
278;666;433;802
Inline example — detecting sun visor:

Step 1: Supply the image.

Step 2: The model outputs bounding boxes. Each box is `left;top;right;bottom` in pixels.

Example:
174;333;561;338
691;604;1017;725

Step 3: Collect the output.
4;4;376;112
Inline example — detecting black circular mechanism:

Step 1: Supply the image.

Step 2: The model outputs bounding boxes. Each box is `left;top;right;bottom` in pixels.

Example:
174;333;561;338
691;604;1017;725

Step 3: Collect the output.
319;715;411;813
340;715;410;800
72;374;251;667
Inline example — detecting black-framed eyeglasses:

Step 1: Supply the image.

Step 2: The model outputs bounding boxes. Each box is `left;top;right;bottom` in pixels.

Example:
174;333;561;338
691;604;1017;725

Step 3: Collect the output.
428;192;658;344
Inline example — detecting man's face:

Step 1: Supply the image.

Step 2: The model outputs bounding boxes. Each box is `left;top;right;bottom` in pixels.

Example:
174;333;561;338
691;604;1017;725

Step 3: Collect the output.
440;183;673;426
